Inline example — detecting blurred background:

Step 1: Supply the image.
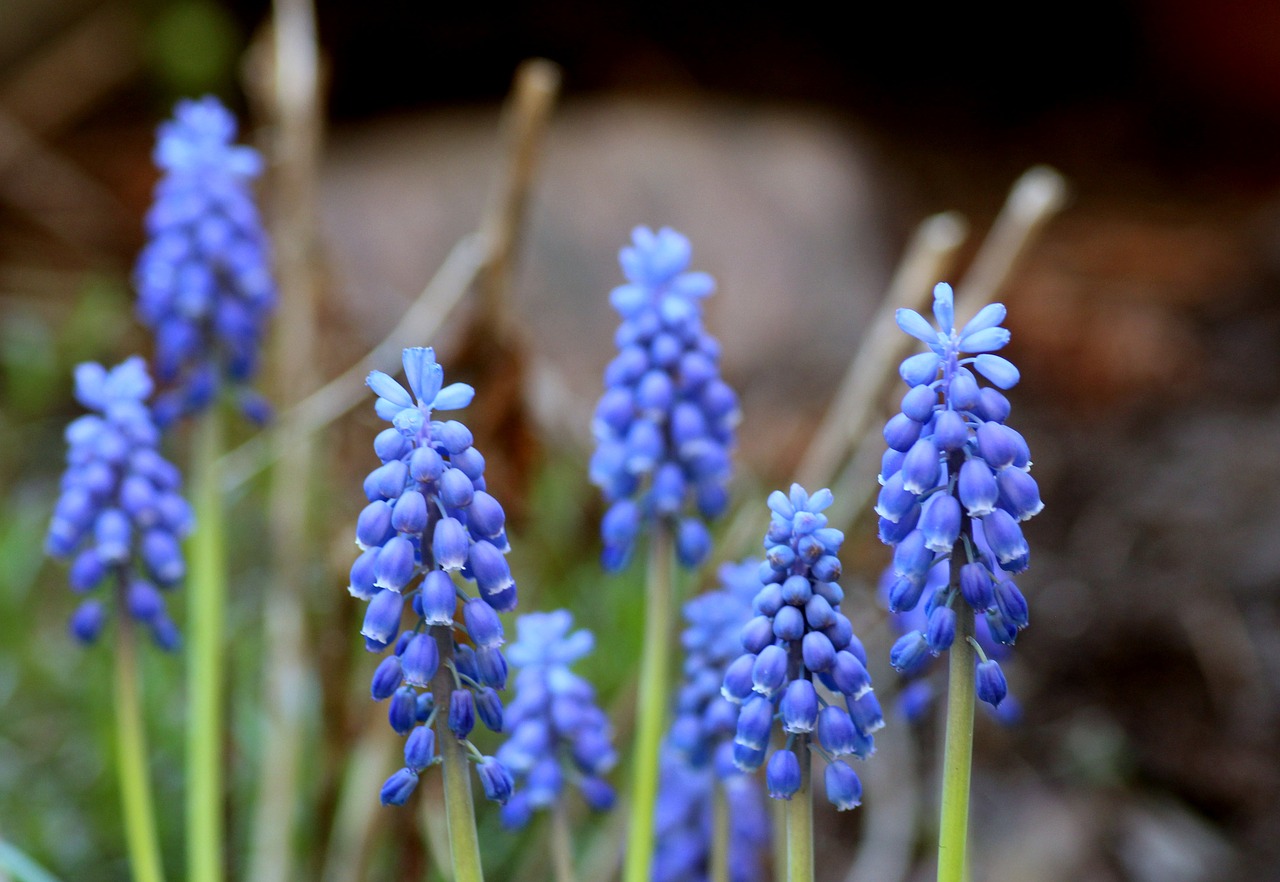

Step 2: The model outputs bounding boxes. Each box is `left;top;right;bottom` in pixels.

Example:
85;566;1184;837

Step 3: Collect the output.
3;1;1280;880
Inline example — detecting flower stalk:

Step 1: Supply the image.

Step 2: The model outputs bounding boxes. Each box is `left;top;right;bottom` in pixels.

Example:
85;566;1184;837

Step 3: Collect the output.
784;738;814;882
937;590;975;882
431;627;485;882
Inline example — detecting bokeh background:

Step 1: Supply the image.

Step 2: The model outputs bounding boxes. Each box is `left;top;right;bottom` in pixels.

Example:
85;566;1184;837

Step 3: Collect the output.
3;1;1280;880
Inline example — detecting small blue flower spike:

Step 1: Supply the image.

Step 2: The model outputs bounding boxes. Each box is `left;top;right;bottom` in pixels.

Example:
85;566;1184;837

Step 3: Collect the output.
45;357;192;648
653;559;773;880
878;282;1042;709
134;96;276;425
354;347;517;806
721;487;879;810
495;610;617;828
591;226;739;570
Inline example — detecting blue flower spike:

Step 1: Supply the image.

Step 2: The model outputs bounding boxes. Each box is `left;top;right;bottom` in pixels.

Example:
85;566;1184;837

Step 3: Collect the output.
877;282;1042;708
721;487;878;812
495;611;617;829
46;358;192;647
353;347;517;807
134;96;276;425
591;226;739;570
654;559;772;881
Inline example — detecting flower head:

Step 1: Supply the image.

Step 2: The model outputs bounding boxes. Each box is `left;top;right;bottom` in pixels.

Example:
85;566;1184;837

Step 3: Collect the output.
355;348;517;805
878;283;1042;708
721;485;879;810
134;96;276;425
496;611;616;828
45;357;191;648
591;226;739;570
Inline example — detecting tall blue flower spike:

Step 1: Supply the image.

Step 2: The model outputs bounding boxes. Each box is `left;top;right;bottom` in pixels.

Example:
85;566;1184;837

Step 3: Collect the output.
590;226;740;570
45;357;192;648
352;347;516;806
877;282;1042;707
654;559;772;881
134;96;276;426
721;486;879;809
494;610;617;828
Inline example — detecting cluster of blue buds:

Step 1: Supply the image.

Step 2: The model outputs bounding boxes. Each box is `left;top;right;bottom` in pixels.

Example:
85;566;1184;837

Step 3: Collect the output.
351;347;516;806
45;358;191;648
495;610;616;828
654;559;772;881
134;96;276;426
590;226;739;570
876;282;1043;707
722;485;880;810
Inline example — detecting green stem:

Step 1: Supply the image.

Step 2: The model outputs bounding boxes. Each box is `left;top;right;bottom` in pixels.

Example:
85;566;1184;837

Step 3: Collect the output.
187;410;226;882
937;604;975;882
710;783;729;882
549;802;577;882
623;527;675;882
430;628;484;882
114;598;167;882
785;738;814;882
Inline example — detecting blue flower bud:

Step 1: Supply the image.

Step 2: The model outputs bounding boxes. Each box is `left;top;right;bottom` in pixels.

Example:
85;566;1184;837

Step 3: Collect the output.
892;530;934;582
150;616;181;651
735;695;774;750
920;493;961;553
450;447;485;481
370;655;403;700
997;466;1043;521
675;518;711;567
848;691;885;735
829;651;872;699
578;777;615;811
439;467;474;509
477;756;514;804
926;605;957;653
388;686;418;734
889;630;931;673
433;420;473;455
975;659;1008;707
816;705;858;756
984;608;1018;645
448;689;475;737
751;645;788;697
780;574;812;606
94;508;131;564
804;594;836;630
899;351;941;386
420;570;457;625
977;387;1011;423
958;458;998;517
468;491;505;539
70;599;107;643
126;578;164;622
772;605;804;641
974;354;1019;389
993;579;1029;628
464;598;503;648
900;438;940;495
976;422;1017;469
362;590;405;645
404;726;437;771
753;582;784;616
401;634;440;687
68;549;105;592
825;760;862;810
814;580;844;605
374;427;409;462
391;490;428;535
780;679;819;733
475;646;508;689
371;459;408;500
469;540;514;602
878;508;920;545
348;547;381;600
883;412;923;452
960;562;994;610
896;307;938;343
475;687;504;732
949;372;980;410
379;768;419;805
802;631;836;672
766;748;801;800
741;616;775;654
887;574;926;613
373;535;416;591
982;509;1029;571
407;445;444;484
356;501;393;549
811;554;841;583
432;517;468;571
722;653;757;702
934;408;969;452
900;384;937;422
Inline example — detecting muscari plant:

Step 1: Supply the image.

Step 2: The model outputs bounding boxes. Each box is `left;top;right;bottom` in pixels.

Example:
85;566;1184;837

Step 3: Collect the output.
589;226;740;882
132;95;277;882
45;357;190;882
876;281;1042;882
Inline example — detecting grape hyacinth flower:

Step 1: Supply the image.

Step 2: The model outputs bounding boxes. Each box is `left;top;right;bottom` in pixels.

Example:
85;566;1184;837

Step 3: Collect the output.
351;347;516;812
496;611;617;829
877;282;1042;702
654;559;771;882
45;357;191;647
134;96;276;425
590;226;740;570
722;485;880;819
